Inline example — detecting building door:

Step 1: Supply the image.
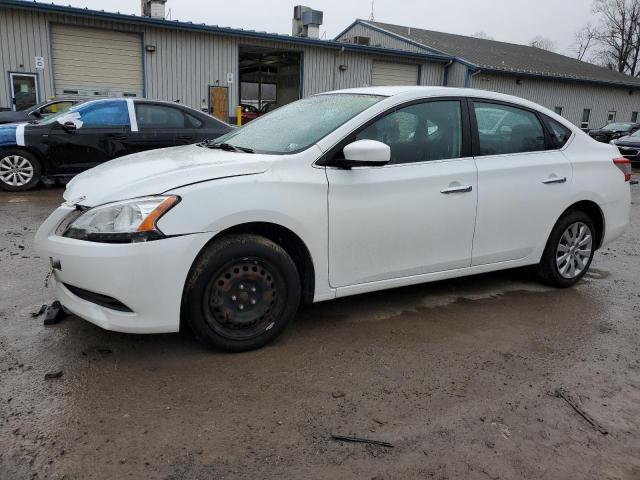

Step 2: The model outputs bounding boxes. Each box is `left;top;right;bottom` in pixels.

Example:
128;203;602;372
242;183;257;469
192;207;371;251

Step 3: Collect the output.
10;73;39;111
51;24;143;98
371;61;419;86
209;86;228;122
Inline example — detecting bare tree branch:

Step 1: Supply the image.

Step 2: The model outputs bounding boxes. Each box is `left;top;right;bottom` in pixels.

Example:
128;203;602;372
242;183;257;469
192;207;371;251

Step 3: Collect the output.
529;35;558;52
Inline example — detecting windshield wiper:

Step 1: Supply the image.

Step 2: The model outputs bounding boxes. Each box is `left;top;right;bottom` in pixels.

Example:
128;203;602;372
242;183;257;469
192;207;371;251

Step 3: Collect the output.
200;140;254;153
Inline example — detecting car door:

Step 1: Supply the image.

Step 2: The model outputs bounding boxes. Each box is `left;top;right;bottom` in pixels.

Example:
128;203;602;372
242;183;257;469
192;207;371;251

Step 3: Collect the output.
470;100;573;266
326;99;478;288
124;102;187;154
47;100;130;173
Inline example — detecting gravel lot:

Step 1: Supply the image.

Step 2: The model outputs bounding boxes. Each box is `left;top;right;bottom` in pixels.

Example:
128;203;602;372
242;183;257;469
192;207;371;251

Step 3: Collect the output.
1;185;639;480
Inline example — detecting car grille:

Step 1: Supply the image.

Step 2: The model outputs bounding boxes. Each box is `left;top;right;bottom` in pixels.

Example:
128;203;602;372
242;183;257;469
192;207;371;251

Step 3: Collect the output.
592;135;608;142
618;146;640;159
63;283;133;312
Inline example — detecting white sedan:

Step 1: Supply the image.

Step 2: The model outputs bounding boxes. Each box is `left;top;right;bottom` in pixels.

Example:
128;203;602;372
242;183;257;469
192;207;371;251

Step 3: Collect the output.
35;87;631;352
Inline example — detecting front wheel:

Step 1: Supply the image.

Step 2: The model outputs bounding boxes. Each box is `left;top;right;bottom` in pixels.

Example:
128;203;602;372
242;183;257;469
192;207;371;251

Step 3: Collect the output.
0;149;42;191
184;234;301;352
536;210;595;288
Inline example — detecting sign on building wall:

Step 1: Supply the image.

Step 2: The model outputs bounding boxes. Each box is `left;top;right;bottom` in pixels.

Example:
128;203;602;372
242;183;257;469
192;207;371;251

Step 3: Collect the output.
35;56;45;69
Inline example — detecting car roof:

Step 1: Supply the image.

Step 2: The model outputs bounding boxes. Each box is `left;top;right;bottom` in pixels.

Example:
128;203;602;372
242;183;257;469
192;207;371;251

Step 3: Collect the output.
319;86;573;127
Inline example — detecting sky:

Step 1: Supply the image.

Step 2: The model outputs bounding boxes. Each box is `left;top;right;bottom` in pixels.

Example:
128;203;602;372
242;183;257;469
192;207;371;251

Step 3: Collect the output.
55;0;594;56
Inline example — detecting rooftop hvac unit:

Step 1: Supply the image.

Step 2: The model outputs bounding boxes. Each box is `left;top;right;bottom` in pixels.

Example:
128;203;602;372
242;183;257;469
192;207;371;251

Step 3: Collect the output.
292;5;323;39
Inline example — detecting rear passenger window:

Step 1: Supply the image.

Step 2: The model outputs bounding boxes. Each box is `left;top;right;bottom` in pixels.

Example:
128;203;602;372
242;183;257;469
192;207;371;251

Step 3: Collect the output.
355;100;462;164
135;104;185;129
543;116;572;148
474;102;545;156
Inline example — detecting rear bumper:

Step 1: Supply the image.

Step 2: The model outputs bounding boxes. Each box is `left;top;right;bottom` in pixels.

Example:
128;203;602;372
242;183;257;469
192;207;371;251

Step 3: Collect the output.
601;188;631;248
35;205;216;334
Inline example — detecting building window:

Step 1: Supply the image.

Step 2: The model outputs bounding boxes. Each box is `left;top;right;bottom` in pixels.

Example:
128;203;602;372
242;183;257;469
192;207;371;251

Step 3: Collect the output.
554;107;563;116
607;111;616;123
632;111;639;122
581;109;591;131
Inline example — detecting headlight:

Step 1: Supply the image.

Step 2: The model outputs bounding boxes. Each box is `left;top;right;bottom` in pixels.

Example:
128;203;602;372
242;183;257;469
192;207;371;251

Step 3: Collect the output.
610;140;617;145
63;195;180;243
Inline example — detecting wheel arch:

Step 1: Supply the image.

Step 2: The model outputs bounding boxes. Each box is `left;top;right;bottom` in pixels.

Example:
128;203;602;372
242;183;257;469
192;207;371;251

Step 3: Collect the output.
561;200;605;249
187;221;316;305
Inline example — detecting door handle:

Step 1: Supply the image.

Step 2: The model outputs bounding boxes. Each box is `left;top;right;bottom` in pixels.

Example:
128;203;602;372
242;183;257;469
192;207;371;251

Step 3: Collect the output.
440;185;473;194
112;135;128;141
177;135;194;140
542;176;567;185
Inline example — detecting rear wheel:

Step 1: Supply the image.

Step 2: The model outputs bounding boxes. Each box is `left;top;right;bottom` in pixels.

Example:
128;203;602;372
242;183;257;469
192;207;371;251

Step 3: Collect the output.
0;149;41;191
536;210;595;287
184;234;301;352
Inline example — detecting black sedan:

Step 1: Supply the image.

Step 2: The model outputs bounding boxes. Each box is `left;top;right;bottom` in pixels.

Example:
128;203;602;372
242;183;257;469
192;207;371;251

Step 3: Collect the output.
0;99;232;191
588;122;640;143
612;130;640;166
0;98;82;125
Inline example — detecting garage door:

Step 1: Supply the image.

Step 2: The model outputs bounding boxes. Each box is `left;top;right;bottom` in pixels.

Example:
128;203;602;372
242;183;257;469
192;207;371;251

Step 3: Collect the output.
51;24;144;98
371;61;419;86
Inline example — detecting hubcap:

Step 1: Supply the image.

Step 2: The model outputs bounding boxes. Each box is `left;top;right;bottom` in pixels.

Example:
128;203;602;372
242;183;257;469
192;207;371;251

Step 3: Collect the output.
0;155;34;187
203;258;283;340
556;221;593;279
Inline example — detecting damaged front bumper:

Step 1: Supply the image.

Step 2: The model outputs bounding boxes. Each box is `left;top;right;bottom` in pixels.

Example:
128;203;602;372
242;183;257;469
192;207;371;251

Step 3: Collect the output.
35;205;216;334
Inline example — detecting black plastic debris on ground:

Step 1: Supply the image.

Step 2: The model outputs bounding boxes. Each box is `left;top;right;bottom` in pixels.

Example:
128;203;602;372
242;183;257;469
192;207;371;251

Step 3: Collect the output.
43;301;67;325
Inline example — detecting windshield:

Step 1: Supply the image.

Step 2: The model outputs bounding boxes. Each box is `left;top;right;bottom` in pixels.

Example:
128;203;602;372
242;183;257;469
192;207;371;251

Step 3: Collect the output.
211;94;385;154
631;129;640;138
35;103;84;125
602;122;632;132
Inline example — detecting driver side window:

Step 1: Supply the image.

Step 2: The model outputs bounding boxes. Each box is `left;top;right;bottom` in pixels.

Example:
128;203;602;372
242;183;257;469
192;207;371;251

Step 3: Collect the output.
354;101;462;164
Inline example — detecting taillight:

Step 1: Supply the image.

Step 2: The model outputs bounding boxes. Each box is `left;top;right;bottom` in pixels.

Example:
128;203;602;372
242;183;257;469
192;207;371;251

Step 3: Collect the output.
613;157;632;182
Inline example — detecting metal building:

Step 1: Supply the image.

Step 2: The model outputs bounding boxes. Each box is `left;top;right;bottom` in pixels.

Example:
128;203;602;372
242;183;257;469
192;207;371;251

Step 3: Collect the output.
0;0;450;123
336;20;640;130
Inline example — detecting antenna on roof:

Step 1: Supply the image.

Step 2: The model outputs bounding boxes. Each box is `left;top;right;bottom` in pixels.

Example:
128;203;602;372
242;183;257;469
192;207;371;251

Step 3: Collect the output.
368;0;375;21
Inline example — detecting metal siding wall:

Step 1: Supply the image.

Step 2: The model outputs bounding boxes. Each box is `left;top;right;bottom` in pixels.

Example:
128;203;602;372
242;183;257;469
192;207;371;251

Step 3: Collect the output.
336;23;427;53
446;62;467;87
469;73;640;128
421;61;445;86
0;8;55;108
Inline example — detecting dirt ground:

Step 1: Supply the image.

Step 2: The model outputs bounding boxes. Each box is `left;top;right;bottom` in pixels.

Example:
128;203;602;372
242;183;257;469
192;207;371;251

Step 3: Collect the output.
1;185;640;480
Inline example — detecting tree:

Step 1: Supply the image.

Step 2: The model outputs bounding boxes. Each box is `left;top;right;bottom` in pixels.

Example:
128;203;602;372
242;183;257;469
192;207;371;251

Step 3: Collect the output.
574;0;640;76
574;24;597;60
529;35;558;52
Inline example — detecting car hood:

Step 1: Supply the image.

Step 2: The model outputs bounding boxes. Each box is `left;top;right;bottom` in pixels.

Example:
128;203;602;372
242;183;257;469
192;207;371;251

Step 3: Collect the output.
64;144;273;206
0;111;28;125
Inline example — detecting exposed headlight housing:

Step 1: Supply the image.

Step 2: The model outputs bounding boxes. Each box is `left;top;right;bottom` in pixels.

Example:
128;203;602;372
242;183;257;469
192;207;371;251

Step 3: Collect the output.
610;139;618;145
62;195;180;243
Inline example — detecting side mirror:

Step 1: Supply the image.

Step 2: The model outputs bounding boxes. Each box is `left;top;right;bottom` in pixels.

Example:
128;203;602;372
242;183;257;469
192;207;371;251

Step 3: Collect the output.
30;110;42;118
62;121;77;132
341;140;390;167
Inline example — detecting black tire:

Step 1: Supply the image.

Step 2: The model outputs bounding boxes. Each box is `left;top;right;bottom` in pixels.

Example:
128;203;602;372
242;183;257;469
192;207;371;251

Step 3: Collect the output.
183;234;301;352
536;210;596;288
0;148;42;192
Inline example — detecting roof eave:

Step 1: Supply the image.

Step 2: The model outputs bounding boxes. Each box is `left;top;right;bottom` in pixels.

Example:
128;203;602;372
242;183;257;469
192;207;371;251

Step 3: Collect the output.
471;66;640;90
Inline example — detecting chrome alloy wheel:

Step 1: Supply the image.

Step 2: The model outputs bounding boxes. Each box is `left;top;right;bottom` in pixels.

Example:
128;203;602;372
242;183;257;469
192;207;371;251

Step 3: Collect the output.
0;155;34;187
556;221;593;279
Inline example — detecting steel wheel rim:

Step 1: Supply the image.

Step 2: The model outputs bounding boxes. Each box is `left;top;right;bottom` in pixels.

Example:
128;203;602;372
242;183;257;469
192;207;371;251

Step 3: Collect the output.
0;155;34;187
203;257;285;341
556;221;593;279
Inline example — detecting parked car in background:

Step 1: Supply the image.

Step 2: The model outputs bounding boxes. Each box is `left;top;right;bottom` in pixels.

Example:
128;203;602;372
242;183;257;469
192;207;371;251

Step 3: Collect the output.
0;98;82;125
588;122;640;143
35;87;630;352
611;129;640;166
240;104;261;124
0;98;232;191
